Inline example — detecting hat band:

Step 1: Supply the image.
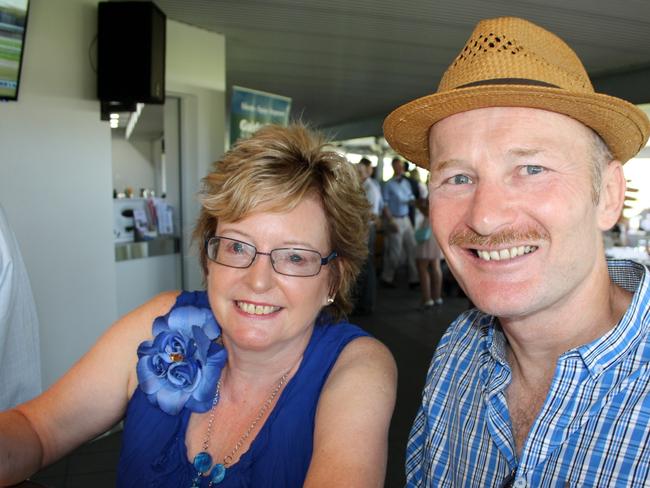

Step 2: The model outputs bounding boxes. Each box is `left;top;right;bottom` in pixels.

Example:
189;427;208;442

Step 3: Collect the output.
456;78;560;89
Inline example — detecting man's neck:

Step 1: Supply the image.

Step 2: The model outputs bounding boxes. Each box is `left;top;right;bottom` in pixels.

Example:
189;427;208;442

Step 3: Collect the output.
500;262;632;379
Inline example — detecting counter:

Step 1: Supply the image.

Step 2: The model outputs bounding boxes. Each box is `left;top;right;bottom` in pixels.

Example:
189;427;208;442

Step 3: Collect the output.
115;236;180;262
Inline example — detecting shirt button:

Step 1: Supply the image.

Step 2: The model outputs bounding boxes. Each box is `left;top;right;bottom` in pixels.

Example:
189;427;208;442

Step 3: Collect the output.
594;365;603;375
513;478;527;488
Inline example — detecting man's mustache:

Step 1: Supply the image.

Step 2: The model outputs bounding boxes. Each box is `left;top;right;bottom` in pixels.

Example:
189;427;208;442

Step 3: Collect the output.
448;227;550;248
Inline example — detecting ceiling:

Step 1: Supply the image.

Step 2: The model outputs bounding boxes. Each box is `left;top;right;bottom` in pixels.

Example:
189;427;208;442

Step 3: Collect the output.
123;0;650;141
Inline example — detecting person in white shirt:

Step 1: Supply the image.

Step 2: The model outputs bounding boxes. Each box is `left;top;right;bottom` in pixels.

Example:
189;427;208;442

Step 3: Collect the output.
359;158;383;219
0;204;41;410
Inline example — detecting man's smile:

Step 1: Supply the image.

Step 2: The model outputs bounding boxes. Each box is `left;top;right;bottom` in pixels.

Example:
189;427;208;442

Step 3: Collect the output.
472;245;538;261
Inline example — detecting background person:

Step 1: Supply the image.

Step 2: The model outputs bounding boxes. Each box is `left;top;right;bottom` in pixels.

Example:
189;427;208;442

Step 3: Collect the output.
413;184;443;310
381;157;418;288
384;16;650;487
0;124;397;488
353;158;383;315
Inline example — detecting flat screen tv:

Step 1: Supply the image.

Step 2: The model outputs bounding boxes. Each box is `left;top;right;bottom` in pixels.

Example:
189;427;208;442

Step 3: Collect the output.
0;0;29;101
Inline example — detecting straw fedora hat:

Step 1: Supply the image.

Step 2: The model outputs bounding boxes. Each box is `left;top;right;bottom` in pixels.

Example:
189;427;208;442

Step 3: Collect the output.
383;16;650;168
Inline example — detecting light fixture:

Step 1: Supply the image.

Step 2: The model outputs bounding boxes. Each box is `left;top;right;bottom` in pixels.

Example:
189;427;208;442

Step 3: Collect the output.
125;103;145;139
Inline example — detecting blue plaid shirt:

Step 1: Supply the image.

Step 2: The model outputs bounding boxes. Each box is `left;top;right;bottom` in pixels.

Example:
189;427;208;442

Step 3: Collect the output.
406;260;650;487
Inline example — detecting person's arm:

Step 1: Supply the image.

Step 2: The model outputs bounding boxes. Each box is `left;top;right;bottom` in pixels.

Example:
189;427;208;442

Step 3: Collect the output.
415;197;429;217
402;180;416;205
382;203;393;221
381;183;399;230
304;337;397;488
0;291;178;486
365;183;380;222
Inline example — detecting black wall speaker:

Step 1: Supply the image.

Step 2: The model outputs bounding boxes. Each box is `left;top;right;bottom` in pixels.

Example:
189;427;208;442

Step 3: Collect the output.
97;1;166;104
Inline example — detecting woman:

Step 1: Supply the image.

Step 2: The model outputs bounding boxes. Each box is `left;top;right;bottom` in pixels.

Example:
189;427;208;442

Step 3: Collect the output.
0;124;397;487
414;174;443;309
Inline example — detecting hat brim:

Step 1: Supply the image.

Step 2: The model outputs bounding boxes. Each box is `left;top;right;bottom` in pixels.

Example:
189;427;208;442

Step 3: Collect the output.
383;84;650;169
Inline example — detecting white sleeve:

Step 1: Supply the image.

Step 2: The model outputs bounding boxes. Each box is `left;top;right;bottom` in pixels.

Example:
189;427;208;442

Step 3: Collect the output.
0;206;42;410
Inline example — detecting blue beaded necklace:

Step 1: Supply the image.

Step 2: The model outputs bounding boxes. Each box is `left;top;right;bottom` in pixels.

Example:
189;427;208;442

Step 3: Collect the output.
190;370;290;487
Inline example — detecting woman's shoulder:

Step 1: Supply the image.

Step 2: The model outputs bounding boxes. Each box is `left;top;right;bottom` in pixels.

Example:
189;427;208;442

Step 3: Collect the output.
317;320;396;393
130;290;183;319
122;291;184;395
335;334;396;378
116;291;182;340
313;320;394;370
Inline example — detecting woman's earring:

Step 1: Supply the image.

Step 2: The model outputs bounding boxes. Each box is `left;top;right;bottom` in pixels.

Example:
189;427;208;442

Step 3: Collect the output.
326;296;334;305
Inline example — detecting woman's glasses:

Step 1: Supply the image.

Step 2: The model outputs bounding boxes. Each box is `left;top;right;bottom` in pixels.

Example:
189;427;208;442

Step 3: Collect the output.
206;236;337;277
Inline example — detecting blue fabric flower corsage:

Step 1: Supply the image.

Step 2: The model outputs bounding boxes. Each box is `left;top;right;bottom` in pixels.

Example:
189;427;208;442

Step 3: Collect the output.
136;304;227;415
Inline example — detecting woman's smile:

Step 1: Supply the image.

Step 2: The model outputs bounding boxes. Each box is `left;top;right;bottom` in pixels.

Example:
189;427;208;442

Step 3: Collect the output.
234;300;282;316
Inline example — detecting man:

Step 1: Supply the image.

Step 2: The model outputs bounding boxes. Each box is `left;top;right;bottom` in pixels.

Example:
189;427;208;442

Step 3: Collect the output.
383;17;650;486
381;157;419;288
358;158;383;222
354;158;383;314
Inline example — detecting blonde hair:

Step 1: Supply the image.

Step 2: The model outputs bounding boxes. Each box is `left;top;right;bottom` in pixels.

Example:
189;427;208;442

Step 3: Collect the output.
194;123;370;320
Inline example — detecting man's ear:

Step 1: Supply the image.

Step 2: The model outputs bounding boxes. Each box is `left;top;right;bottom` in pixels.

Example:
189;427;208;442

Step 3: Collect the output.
597;160;626;231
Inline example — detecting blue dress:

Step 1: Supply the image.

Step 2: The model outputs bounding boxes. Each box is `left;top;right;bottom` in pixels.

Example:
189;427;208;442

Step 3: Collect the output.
116;291;369;487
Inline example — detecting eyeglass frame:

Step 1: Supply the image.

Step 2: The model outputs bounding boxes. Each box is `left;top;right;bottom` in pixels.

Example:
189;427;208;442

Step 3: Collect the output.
205;236;338;277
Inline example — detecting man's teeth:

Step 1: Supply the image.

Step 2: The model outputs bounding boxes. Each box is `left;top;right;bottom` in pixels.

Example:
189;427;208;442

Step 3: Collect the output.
236;301;281;315
476;245;537;261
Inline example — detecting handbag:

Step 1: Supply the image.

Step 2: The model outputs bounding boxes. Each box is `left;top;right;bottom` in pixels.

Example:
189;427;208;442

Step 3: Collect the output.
414;224;431;244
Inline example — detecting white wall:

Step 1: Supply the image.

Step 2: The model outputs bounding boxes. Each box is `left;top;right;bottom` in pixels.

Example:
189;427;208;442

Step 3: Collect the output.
167;21;226;92
111;133;156;194
166;20;226;290
0;0;117;389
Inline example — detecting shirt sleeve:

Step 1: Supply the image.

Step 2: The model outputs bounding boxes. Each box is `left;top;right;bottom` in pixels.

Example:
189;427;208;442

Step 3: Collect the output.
405;403;426;487
0;206;42;409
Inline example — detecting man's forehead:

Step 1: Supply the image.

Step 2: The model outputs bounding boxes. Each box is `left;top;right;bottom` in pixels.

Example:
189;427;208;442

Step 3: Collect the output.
428;107;593;169
430;106;588;132
427;107;593;156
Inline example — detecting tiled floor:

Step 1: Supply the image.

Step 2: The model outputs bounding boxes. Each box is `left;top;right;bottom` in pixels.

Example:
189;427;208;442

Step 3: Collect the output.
30;270;469;488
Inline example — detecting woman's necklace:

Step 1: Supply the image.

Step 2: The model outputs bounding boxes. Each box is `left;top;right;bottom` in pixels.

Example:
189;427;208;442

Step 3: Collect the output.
190;369;291;487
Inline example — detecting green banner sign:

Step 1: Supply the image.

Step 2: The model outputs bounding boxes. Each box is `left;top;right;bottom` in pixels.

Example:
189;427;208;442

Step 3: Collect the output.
230;86;292;145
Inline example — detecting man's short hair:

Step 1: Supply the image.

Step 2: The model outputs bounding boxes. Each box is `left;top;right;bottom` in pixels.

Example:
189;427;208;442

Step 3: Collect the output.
359;157;372;168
